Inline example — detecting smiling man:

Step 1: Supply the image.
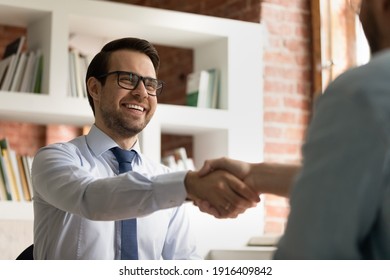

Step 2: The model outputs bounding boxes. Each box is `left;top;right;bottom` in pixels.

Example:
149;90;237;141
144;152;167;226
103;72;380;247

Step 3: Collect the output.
31;38;260;260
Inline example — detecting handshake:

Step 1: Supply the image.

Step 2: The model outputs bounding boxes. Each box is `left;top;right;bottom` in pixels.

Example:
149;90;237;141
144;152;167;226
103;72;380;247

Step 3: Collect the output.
184;157;299;219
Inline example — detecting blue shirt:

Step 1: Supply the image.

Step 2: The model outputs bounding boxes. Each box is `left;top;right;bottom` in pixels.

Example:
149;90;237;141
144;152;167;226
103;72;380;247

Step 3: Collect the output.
32;125;200;259
275;50;390;259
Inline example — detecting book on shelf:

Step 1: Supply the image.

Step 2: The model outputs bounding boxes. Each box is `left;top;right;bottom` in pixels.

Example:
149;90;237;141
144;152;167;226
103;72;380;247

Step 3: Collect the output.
22;155;33;200
0;141;21;201
162;147;195;171
0;53;19;91
68;48;90;98
69;49;84;98
9;52;28;92
68;49;77;98
19;50;37;93
185;70;209;107
32;51;44;93
0;138;33;202
16;155;31;201
0;48;44;94
2;36;26;59
185;68;220;109
206;68;220;109
0;36;27;92
0;55;14;89
0;156;11;201
79;53;90;98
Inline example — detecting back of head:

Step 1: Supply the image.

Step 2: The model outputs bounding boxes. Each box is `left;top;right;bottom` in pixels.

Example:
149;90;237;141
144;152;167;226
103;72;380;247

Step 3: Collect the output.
359;0;390;54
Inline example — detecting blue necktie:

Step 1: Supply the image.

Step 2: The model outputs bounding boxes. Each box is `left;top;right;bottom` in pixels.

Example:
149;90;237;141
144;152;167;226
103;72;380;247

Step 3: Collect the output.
110;147;138;260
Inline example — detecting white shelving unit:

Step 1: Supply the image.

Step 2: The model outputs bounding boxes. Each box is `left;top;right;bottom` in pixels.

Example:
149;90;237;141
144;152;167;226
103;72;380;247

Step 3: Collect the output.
0;0;265;257
0;201;33;220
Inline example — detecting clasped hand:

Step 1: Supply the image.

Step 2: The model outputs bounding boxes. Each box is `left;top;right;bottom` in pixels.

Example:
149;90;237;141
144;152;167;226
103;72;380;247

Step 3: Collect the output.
185;158;260;218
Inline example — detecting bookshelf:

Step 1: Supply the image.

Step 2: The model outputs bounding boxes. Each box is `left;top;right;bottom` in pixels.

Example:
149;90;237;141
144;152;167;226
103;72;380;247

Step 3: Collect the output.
0;0;265;257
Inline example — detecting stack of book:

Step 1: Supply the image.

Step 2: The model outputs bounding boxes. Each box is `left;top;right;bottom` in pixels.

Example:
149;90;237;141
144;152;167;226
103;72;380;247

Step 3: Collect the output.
68;48;92;99
186;68;220;109
161;147;195;171
0;138;33;202
0;36;44;94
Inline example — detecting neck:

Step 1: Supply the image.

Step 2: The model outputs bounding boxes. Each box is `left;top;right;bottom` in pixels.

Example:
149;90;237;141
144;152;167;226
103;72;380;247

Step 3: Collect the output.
94;122;138;150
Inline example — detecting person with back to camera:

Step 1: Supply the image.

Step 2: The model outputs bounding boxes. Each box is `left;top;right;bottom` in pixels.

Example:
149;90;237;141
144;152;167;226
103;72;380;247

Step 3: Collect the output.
31;37;260;260
198;0;390;259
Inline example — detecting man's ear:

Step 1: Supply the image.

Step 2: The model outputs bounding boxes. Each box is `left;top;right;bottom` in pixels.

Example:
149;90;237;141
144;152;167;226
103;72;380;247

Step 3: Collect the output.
87;77;101;100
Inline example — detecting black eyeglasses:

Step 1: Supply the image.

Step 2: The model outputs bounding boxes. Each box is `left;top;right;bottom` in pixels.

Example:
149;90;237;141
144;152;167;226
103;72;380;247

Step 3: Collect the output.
97;71;164;96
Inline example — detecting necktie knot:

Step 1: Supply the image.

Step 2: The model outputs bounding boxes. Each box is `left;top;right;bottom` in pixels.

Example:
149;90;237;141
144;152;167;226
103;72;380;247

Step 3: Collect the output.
111;147;137;173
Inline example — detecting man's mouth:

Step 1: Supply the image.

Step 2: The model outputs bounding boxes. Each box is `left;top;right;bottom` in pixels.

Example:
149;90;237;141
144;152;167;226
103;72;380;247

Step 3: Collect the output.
125;104;145;112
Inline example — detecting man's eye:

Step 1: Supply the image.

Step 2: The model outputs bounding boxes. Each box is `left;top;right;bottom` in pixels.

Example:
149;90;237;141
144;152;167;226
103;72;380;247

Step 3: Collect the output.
128;74;138;81
145;80;158;88
120;76;136;83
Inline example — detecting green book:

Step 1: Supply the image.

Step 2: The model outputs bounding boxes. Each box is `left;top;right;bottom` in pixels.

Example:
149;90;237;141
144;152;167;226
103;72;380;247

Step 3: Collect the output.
185;70;210;107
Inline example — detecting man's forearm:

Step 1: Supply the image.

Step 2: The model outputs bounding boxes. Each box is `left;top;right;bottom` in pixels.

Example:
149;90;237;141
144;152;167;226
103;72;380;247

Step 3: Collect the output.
247;163;300;197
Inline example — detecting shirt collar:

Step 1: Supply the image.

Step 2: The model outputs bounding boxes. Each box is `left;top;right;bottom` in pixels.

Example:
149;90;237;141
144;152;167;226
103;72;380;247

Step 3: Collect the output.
86;124;141;157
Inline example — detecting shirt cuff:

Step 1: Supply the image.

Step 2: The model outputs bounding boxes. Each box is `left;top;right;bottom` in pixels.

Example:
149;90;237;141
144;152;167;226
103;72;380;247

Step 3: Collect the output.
153;171;188;209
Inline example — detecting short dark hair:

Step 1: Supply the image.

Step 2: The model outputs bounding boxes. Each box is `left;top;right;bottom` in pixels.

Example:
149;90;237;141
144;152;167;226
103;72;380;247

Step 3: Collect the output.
85;37;160;115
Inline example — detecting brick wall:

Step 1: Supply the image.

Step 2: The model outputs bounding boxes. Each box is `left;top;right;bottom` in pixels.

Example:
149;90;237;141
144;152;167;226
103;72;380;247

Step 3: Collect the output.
110;0;261;22
260;0;312;234
153;45;194;158
0;26;26;58
0;0;313;235
0;121;46;156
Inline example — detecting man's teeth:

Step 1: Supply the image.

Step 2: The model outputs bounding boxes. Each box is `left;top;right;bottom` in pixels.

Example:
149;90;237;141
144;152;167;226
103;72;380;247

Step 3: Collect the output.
126;104;144;111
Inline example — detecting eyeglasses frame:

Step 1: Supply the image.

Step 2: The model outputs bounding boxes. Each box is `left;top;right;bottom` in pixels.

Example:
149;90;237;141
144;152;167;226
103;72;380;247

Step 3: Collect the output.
96;70;164;97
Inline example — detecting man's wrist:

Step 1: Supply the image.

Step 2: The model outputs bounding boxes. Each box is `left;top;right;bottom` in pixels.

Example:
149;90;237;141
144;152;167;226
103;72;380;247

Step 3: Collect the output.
184;170;196;201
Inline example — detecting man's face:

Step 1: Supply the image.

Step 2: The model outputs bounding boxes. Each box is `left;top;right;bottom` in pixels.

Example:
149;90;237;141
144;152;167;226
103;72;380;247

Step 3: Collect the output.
95;50;158;139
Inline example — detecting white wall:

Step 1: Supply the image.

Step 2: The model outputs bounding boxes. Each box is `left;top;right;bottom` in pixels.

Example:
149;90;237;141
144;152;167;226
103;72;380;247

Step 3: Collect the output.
185;203;264;258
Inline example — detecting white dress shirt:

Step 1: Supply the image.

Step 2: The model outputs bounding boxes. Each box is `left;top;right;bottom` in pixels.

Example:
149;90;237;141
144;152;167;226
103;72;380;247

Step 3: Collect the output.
32;125;200;260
